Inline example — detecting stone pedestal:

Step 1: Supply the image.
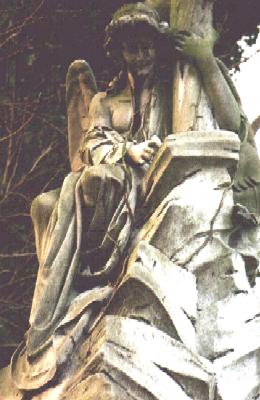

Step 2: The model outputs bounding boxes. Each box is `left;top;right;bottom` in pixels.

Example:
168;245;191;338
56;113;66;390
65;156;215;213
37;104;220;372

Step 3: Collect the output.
3;131;260;400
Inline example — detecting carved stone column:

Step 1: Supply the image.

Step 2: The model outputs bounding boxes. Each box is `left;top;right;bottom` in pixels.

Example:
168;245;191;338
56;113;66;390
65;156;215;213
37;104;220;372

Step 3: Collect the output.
4;132;260;400
170;0;216;132
53;130;260;400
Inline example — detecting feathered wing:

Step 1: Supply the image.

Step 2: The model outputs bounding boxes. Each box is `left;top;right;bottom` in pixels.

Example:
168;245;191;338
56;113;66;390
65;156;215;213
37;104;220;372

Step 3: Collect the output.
66;60;98;171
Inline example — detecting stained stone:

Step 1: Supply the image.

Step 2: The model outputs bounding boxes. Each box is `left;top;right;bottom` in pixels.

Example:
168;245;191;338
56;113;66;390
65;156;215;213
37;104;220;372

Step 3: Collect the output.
64;316;213;400
0;366;23;400
4;129;260;400
215;347;260;400
141;131;239;221
108;241;197;350
2;0;260;397
134;132;239;265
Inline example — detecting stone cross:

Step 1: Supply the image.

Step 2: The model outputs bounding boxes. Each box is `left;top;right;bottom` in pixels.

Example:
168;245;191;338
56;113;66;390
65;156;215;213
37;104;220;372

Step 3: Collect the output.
146;0;216;132
170;0;216;132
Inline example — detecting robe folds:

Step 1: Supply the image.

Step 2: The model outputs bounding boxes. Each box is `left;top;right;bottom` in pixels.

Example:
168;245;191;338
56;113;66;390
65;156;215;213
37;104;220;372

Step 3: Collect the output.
11;76;170;390
11;64;260;390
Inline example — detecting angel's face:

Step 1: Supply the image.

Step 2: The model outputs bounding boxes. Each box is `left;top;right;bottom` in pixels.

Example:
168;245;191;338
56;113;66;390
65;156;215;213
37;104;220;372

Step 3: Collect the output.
121;32;156;77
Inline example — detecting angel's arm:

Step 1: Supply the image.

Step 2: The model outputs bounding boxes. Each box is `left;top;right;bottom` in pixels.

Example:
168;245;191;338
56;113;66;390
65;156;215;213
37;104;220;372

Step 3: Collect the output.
81;93;130;165
82;93;161;166
194;51;241;134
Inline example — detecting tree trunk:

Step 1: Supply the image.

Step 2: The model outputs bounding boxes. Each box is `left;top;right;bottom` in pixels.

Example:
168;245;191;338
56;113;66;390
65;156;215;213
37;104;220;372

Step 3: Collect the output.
170;0;216;133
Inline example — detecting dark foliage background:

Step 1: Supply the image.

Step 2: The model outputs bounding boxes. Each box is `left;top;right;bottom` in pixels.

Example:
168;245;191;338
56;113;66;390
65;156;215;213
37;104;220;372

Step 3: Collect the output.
0;0;259;368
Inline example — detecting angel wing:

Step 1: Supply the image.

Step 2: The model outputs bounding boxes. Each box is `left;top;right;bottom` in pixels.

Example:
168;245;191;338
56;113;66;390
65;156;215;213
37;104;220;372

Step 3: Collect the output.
66;60;98;171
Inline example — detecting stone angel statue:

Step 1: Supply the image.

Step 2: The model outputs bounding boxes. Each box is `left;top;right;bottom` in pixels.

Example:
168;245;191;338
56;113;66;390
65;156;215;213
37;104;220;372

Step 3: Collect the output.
9;1;260;393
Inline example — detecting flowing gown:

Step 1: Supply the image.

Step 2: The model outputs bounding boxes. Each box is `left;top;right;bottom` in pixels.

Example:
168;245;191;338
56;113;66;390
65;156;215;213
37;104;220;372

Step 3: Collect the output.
11;61;260;390
11;72;171;390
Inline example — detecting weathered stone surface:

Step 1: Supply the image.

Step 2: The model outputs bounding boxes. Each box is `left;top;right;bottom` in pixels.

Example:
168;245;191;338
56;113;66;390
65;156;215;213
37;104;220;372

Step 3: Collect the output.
108;241;197;350
185;232;260;360
231;225;260;285
0;366;23;400
215;347;260;400
62;373;133;400
137;146;235;262
232;225;260;259
198;295;260;360
63;315;213;400
171;228;260;361
29;385;67;400
140;131;239;222
4;130;260;400
195;245;250;309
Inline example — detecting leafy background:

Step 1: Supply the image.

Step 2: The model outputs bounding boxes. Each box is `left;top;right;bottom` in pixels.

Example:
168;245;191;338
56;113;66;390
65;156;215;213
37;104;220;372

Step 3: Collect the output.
0;0;259;368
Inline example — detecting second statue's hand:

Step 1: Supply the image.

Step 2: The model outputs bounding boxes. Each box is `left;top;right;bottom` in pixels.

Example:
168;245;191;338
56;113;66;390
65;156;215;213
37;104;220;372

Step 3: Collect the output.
170;29;218;62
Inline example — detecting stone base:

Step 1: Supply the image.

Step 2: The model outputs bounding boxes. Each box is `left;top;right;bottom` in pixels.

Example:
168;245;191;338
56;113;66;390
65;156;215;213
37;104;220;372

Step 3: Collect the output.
62;316;213;400
0;366;23;400
3;131;260;400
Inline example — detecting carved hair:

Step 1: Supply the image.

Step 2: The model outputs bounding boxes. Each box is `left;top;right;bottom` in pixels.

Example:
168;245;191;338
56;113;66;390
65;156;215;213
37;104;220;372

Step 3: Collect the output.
104;2;162;95
104;3;161;58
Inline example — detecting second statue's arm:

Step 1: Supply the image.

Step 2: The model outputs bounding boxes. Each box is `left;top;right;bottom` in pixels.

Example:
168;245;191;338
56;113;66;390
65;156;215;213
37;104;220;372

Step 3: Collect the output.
171;31;242;137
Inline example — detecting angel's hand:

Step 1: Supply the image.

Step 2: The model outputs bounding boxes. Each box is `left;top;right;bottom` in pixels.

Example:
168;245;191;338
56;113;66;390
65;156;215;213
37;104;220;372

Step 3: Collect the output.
127;136;161;165
171;30;218;61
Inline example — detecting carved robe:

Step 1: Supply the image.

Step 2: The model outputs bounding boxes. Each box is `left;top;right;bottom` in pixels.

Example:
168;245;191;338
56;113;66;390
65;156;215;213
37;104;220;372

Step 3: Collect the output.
11;63;260;390
11;72;171;390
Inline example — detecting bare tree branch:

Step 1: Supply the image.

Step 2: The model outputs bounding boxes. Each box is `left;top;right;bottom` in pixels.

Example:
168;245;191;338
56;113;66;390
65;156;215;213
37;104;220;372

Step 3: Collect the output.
0;0;46;49
0;115;33;144
0;253;35;259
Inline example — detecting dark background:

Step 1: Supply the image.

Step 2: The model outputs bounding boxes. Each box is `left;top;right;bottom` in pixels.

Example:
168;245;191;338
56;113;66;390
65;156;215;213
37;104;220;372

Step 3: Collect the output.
0;0;259;368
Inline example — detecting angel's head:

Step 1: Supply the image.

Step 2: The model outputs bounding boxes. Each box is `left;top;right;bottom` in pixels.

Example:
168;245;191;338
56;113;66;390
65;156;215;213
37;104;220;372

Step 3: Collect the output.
104;2;162;76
